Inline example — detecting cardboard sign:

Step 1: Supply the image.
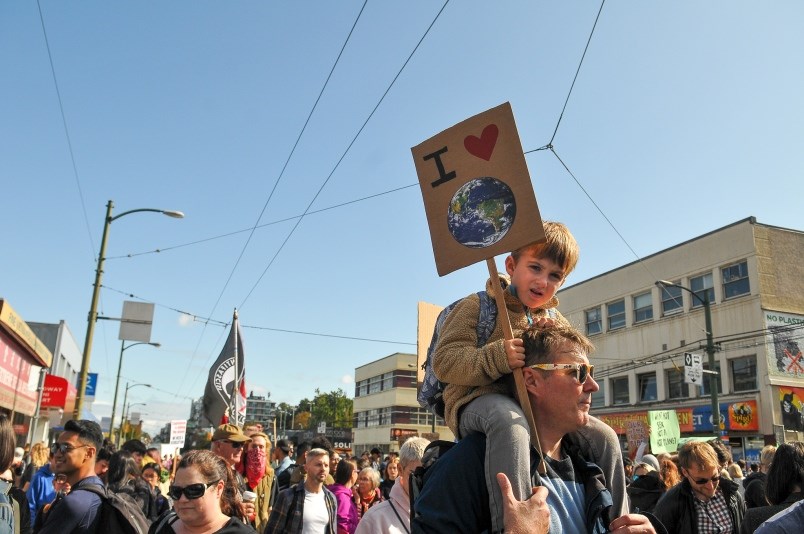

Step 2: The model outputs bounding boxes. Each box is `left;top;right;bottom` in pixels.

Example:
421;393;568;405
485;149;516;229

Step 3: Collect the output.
626;419;649;458
412;102;544;276
649;410;681;454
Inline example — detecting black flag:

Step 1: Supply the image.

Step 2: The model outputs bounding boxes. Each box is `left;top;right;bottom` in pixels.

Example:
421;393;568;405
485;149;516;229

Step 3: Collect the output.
203;310;247;427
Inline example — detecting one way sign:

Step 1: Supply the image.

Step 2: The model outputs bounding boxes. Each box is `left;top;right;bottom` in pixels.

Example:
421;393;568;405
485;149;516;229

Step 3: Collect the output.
684;352;703;386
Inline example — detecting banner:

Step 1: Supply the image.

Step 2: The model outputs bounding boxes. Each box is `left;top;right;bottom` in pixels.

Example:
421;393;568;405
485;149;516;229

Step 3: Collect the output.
599;400;759;434
203;311;247;427
779;386;804;431
649;410;681;454
765;310;804;379
411;102;544;276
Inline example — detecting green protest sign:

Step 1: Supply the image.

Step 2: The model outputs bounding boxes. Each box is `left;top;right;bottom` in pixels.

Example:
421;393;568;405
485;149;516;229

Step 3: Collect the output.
648;410;680;454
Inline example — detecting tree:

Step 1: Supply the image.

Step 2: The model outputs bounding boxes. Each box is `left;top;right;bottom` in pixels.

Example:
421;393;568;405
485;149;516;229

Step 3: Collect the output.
308;388;353;429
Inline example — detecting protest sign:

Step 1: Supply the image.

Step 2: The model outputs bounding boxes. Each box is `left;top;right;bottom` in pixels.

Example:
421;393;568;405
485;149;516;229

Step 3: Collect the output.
649;410;680;454
411;102;544;276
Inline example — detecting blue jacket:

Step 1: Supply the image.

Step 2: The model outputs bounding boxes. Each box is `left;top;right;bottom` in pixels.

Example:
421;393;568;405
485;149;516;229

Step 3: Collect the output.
411;433;613;534
25;463;55;527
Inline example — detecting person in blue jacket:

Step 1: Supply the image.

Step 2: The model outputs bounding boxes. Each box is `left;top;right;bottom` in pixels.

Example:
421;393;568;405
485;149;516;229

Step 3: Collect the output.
25;453;56;528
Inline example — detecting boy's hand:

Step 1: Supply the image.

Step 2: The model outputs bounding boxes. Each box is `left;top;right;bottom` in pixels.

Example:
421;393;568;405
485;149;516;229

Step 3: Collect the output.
533;316;556;329
505;338;525;370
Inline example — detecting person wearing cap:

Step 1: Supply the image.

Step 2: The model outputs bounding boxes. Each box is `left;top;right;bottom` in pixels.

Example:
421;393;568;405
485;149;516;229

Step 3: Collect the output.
211;423;255;522
274;439;293;478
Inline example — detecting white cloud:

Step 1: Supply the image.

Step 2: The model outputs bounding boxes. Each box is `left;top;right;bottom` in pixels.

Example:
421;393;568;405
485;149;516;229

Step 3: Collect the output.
340;374;353;384
178;314;194;327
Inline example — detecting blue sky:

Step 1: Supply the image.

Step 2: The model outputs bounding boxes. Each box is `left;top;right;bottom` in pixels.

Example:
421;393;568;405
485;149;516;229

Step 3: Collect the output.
2;1;802;436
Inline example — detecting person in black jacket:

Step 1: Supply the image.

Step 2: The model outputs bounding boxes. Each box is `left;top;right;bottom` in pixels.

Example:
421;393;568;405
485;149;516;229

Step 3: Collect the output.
740;442;804;534
654;441;745;534
744;445;776;509
628;462;665;513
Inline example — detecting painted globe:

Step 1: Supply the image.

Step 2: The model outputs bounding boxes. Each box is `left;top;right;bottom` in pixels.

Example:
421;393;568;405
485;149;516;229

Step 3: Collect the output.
447;177;516;248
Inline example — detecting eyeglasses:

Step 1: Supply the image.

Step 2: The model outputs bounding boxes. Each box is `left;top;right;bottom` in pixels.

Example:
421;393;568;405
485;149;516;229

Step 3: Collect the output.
224;440;244;449
529;363;595;384
691;475;721;485
168;480;219;500
50;443;89;456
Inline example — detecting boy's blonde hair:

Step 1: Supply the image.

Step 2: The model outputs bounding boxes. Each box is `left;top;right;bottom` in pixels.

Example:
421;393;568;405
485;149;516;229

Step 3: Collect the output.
511;221;579;277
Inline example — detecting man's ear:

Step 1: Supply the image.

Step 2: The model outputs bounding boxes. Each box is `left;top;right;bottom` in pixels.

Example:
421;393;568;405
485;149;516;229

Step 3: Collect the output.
522;367;540;396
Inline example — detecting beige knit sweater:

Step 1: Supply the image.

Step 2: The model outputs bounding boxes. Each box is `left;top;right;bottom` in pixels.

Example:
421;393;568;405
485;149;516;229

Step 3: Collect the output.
432;275;569;437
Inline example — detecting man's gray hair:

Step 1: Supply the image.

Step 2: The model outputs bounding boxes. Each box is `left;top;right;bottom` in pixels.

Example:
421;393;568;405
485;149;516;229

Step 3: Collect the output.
399;437;430;469
306;448;329;462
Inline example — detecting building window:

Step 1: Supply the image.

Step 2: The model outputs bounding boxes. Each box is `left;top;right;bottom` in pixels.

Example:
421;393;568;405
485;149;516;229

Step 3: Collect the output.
368;376;382;394
612;377;630;405
638;373;657;402
690;272;714;308
633;292;653;323
722;261;750;299
586;307;602;335
607;300;626;330
592;380;605;408
660;282;683;315
701;361;722;396
666;368;689;399
730;356;757;392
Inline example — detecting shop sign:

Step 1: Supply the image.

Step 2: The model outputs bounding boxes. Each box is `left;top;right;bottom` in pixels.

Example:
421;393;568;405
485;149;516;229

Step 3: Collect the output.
390;428;418;441
0;300;53;367
599;400;758;434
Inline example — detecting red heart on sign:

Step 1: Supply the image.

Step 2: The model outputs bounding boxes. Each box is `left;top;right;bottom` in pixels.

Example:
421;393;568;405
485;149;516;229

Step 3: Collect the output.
464;124;499;161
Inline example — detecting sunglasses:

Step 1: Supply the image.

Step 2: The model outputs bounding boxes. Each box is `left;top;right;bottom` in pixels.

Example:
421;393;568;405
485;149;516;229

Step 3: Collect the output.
224;440;244;449
168;480;219;500
691;475;721;485
529;363;595;384
50;443;89;455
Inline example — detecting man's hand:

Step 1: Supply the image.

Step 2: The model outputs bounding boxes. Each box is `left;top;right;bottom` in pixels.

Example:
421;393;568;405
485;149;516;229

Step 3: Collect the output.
505;338;525;370
609;513;657;534
496;473;550;534
242;500;256;522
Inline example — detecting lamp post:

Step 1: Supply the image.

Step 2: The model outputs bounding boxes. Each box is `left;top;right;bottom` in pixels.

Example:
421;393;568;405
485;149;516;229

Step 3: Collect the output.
75;200;183;420
117;382;152;445
109;342;160;440
655;280;720;430
122;402;147;442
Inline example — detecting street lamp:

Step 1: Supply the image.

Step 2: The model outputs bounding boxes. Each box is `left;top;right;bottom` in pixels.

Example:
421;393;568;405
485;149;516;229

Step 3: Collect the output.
75;200;183;420
117;382;152;445
109;342;160;440
655;280;720;429
122;402;147;442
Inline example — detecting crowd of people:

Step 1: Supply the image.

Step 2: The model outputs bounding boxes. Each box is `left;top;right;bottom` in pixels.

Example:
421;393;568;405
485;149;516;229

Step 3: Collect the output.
0;416;429;534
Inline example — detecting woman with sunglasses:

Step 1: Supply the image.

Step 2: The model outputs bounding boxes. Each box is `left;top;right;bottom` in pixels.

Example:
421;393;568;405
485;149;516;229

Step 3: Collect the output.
149;450;256;534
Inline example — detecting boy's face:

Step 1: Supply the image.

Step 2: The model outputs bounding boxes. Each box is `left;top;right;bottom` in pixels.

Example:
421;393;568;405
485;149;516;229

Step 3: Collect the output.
505;249;565;308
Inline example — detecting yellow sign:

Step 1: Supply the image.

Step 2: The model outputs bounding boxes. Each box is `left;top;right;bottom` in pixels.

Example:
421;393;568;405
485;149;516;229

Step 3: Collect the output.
411;102;544;276
0;300;53;367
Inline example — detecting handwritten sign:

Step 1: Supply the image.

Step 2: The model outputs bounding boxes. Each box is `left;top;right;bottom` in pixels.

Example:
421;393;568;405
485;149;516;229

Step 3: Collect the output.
411;102;544;276
649;410;680;454
626;419;649;458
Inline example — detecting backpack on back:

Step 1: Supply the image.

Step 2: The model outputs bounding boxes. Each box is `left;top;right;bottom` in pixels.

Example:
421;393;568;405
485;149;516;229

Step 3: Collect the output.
408;440;456;523
74;484;151;534
418;291;497;418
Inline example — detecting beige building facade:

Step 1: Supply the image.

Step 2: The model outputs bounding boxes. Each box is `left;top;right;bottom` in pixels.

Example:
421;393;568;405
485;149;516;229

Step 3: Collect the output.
353;352;453;454
557;217;804;464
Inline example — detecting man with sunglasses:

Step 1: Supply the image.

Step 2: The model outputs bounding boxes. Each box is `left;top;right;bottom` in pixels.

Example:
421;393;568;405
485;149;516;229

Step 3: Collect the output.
654;441;745;534
36;419;104;534
211;423;256;522
412;325;659;533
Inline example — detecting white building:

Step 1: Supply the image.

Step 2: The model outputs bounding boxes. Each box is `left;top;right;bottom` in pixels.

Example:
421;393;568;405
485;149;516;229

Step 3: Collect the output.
353;352;453;454
557;217;804;464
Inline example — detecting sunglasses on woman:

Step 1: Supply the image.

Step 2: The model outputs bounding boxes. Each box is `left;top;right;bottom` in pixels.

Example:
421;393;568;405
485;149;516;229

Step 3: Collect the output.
529;362;595;384
168;480;219;500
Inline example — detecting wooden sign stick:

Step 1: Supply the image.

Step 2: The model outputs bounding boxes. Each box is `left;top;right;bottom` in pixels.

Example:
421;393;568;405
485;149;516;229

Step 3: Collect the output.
486;257;547;475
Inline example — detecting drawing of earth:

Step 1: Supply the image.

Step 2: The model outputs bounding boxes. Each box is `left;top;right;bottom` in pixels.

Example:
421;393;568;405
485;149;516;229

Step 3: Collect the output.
447;177;516;248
